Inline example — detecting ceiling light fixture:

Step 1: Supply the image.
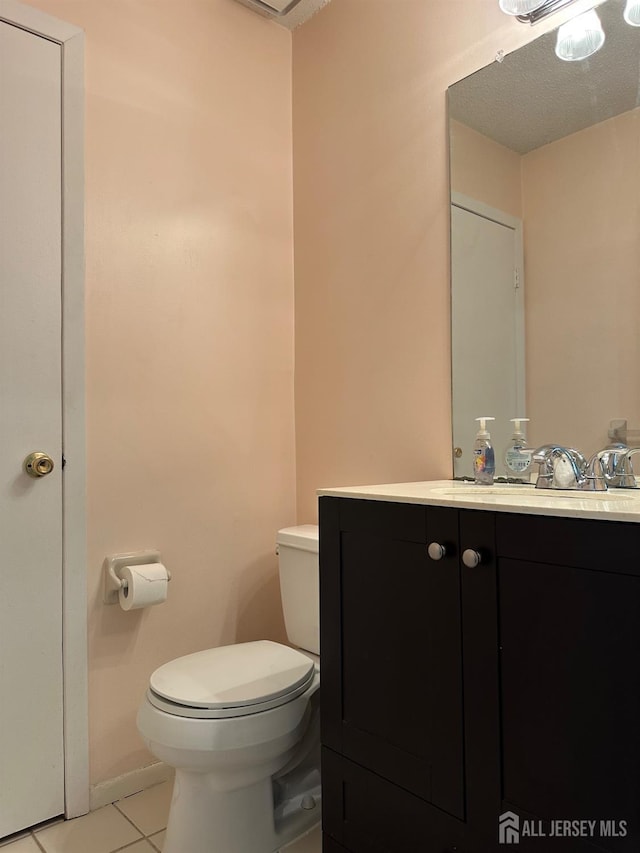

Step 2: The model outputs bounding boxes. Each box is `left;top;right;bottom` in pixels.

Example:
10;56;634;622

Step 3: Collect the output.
624;0;640;25
555;8;606;59
499;0;583;24
499;0;546;15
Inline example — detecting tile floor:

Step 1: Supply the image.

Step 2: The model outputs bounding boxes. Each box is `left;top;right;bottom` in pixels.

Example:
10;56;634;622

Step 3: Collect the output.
0;781;321;853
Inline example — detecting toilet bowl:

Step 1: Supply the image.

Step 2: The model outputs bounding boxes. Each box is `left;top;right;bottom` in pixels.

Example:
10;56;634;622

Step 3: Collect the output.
137;526;320;853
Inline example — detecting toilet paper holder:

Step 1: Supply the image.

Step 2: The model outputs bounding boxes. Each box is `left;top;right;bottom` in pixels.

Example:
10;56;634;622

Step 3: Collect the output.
103;550;172;605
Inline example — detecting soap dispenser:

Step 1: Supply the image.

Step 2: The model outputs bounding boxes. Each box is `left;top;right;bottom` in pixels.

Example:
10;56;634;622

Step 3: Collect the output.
504;417;533;481
473;417;495;485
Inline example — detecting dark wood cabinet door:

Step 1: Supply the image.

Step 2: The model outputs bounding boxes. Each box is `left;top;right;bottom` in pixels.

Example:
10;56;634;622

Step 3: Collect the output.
458;509;502;847
322;748;464;853
321;499;640;853
320;498;465;820
498;556;640;852
322;835;350;853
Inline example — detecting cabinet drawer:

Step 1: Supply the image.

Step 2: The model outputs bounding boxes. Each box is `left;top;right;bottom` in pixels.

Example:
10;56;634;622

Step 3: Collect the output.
496;513;640;576
338;498;427;543
322;748;463;853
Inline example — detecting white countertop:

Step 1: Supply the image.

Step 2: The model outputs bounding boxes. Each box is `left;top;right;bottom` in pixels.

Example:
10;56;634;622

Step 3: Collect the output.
317;479;640;523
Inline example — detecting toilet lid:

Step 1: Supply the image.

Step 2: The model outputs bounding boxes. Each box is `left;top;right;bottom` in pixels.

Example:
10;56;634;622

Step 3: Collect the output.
149;640;315;711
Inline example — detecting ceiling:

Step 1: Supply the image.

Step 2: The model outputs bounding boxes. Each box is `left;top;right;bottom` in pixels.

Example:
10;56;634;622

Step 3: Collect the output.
448;0;640;154
233;0;332;29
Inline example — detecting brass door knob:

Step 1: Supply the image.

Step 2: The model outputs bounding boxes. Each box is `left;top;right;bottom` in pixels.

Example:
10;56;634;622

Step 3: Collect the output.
24;452;55;478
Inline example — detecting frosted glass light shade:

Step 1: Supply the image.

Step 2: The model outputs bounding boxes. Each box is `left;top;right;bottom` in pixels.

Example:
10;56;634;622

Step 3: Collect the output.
499;0;546;15
624;0;640;25
555;9;605;61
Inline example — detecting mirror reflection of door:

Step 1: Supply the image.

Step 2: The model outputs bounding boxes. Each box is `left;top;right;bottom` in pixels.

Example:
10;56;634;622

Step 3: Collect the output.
451;196;525;478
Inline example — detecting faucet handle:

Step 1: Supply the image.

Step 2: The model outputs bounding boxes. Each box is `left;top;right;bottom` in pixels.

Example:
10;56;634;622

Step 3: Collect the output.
615;447;640;488
531;444;559;479
588;445;627;486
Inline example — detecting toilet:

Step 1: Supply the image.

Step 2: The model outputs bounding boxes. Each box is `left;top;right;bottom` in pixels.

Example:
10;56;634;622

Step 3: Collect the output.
137;525;320;853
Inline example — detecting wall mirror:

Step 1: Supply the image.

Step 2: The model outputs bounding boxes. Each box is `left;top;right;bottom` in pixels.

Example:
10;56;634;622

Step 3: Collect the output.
448;0;640;479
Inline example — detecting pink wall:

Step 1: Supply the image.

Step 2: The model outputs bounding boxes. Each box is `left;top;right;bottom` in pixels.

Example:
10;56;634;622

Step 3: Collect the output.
25;0;295;785
18;0;598;793
292;0;563;522
450;119;522;219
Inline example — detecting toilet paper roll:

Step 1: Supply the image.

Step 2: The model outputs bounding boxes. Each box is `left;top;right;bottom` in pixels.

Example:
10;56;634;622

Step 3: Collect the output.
118;563;169;611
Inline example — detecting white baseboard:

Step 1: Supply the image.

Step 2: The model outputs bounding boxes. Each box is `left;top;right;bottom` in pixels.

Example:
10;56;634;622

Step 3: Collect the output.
90;762;173;811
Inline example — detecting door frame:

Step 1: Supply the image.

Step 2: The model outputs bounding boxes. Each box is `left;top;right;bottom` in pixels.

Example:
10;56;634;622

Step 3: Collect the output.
0;0;88;818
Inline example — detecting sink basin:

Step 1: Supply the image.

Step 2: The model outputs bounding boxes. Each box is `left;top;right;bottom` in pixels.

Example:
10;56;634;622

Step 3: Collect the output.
434;485;631;501
433;485;533;496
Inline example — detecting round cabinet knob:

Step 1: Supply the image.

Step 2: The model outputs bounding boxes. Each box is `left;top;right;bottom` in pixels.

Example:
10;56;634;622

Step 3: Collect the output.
24;451;55;478
427;542;447;561
462;548;482;568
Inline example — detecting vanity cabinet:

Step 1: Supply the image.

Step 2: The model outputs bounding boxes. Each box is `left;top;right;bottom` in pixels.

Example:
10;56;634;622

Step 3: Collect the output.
319;497;640;853
495;514;640;852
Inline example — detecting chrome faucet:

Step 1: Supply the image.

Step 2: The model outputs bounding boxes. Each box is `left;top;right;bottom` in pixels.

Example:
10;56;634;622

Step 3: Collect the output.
586;443;628;488
613;447;640;488
532;444;607;491
532;445;585;489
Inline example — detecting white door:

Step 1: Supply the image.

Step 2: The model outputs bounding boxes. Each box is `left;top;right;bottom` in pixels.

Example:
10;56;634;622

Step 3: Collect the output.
451;200;525;479
0;20;64;836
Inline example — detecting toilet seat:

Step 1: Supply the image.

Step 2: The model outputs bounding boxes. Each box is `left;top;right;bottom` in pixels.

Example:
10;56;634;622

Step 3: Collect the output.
147;640;315;720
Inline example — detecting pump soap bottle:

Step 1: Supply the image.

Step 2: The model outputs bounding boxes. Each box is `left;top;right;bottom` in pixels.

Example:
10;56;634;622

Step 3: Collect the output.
504;418;533;481
474;417;495;485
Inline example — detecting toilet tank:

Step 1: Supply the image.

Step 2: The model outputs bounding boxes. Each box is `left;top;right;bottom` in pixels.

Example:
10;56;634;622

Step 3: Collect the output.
277;525;319;656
